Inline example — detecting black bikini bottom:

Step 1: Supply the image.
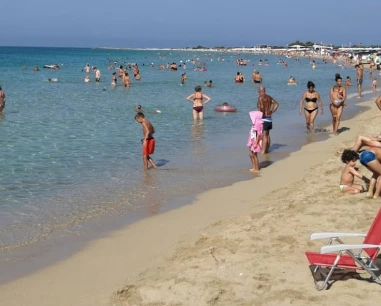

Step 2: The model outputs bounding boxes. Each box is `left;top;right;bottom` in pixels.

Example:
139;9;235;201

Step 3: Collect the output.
304;107;318;114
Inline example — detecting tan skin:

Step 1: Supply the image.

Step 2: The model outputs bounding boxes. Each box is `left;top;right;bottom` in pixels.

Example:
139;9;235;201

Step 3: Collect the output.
122;73;130;87
186;87;211;121
252;72;262;83
299;85;323;133
350;135;381;197
356;64;364;97
0;87;5;114
257;86;279;154
235;72;245;83
330;78;346;135
135;116;157;170
375;96;381;111
340;159;367;194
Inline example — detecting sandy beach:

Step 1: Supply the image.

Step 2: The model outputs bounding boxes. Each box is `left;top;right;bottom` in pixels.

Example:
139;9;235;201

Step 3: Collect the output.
1;97;381;305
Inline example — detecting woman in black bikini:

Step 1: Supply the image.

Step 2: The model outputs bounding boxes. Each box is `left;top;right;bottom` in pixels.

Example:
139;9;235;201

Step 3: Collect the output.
298;81;323;133
186;85;211;121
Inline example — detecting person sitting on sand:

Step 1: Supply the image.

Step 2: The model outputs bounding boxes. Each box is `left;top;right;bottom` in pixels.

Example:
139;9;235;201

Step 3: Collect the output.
339;149;369;194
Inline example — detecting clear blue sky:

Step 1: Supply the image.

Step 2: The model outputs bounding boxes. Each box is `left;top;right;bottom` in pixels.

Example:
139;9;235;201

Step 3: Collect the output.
1;0;378;48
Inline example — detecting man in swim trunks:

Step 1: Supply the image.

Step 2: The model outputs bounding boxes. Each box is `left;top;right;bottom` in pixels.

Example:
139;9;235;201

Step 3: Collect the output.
0;85;5;114
135;112;157;170
94;68;101;82
252;70;262;83
257;86;279;154
356;63;364;98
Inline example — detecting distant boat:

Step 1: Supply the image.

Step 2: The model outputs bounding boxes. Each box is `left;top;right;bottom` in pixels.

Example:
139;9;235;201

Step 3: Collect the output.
43;64;60;70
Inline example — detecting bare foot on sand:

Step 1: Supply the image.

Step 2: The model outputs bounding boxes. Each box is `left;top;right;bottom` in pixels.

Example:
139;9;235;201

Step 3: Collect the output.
249;168;260;173
366;192;374;198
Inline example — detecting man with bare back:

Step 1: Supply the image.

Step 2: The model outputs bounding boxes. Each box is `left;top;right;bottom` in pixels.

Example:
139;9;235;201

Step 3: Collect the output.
257;86;279;154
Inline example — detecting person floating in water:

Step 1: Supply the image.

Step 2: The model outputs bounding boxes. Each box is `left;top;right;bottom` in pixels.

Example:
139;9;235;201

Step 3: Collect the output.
186;85;211;121
135;104;161;114
204;80;212;87
135;112;157;170
288;76;296;84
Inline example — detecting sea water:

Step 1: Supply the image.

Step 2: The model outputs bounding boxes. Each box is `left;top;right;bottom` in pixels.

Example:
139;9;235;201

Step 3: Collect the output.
0;47;375;256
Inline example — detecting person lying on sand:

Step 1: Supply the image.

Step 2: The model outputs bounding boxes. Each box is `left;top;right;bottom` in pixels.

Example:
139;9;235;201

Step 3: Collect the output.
339;149;369;194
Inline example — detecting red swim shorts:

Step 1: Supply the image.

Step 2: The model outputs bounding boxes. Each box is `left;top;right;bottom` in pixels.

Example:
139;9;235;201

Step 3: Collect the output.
143;138;155;155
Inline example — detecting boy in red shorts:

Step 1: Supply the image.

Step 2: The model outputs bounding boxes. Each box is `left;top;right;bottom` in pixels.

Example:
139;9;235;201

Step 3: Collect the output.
135;112;157;170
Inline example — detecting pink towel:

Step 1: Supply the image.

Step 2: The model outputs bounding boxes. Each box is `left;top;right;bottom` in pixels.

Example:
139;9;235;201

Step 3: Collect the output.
247;111;263;153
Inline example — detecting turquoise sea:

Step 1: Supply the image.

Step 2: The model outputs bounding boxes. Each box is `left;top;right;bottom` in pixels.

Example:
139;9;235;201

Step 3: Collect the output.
0;47;376;264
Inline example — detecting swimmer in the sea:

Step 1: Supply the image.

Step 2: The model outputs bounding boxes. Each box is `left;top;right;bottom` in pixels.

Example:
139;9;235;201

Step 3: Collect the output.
186;85;211;121
112;72;117;86
345;76;351;87
204;80;212;87
234;72;245;83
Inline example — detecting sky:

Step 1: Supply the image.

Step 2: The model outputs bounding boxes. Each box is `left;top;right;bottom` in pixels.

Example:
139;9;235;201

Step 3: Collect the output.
1;0;378;48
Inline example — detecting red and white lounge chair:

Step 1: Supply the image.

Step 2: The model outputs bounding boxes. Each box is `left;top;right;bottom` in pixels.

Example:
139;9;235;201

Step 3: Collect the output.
305;208;381;290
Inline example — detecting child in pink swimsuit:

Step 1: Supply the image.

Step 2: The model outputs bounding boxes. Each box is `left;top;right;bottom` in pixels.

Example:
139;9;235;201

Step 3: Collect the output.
247;111;263;172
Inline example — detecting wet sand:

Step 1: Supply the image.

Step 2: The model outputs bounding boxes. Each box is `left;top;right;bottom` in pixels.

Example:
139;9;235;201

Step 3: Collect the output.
1;97;381;305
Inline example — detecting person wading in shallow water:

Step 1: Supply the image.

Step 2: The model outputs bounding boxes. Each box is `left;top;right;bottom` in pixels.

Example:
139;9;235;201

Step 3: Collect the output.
186;85;211;121
257;85;279;154
0;85;5;114
135;112;157;170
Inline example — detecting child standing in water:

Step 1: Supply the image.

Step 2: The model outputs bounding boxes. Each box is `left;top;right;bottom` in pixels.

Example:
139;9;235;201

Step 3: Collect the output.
135;112;157;170
247;111;263;172
339;149;369;194
372;77;377;94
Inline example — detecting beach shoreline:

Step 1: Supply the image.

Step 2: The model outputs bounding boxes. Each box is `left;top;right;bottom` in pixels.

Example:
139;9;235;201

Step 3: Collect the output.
1;96;379;305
